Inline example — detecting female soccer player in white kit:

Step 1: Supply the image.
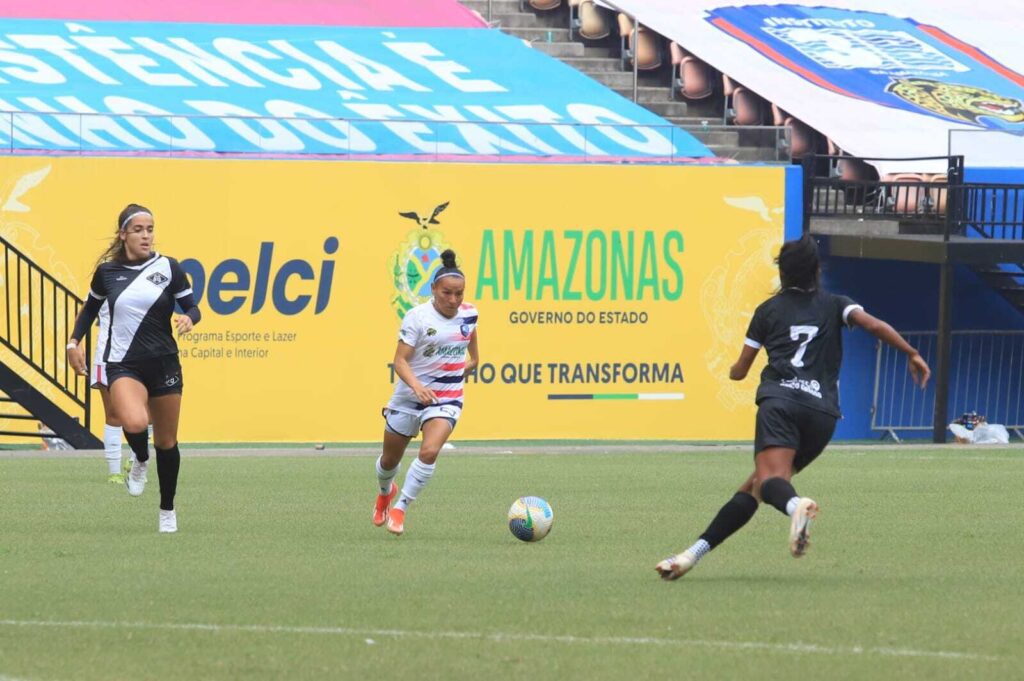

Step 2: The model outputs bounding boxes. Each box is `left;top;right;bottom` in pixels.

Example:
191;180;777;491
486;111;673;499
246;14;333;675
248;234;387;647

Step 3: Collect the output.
373;249;479;536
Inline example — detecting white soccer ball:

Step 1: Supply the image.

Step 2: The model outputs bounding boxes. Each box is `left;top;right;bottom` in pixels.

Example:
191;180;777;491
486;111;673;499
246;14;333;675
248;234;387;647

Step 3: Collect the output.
508;496;554;542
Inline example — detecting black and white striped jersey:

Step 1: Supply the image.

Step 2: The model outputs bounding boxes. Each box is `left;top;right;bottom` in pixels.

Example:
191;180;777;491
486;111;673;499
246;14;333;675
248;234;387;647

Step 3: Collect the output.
88;253;194;363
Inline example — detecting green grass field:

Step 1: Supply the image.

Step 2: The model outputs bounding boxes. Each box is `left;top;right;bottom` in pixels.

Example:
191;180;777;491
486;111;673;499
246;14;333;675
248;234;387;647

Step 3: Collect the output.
1;445;1021;681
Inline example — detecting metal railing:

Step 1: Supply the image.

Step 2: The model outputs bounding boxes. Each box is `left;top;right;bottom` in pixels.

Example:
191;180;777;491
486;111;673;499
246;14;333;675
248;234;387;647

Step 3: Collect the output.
962;183;1024;240
802;154;964;237
0;235;91;438
803;154;1024;243
871;330;1024;441
0;110;788;164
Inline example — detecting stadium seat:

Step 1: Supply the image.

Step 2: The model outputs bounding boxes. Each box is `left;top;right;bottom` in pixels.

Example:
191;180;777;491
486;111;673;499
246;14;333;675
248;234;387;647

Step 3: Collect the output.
731;86;765;125
786;117;817;158
771;103;788;127
838;156;878;208
926;174;948;215
570;0;610;40
529;0;562;11
670;41;684;64
680;55;714;100
617;14;662;71
883;173;927;213
670;41;685;96
722;74;736;98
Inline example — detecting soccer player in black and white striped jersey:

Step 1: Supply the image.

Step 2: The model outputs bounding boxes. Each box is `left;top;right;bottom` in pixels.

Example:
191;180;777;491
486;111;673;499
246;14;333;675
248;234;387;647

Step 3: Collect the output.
67;204;201;533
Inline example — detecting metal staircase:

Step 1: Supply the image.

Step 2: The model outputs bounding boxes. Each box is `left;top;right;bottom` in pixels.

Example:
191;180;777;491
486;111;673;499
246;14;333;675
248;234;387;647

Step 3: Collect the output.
0;233;100;449
973;266;1024;314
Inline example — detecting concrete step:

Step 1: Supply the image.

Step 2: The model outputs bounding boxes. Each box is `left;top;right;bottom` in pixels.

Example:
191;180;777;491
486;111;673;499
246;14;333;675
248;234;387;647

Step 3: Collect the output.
707;144;787;162
588;70;641;89
504;26;572;41
492;10;565;27
612;86;675;104
665;116;724;127
558;56;623;72
675;129;742;146
532;41;584;57
461;0;522;16
582;45;620;58
643;101;692;118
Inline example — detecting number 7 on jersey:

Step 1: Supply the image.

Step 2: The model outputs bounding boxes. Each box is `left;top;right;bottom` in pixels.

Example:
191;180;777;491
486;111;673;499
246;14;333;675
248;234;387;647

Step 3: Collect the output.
789;325;819;367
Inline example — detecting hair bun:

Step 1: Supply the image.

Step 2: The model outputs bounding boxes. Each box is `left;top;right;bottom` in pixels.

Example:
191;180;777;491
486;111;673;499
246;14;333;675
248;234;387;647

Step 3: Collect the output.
440;249;457;269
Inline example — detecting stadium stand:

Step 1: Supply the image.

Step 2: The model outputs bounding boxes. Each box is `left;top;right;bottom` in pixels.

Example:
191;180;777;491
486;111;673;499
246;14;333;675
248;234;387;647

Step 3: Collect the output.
465;0;790;161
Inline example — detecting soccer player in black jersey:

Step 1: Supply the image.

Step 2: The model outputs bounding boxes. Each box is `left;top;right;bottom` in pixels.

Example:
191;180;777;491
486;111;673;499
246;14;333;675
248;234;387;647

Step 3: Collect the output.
656;235;930;580
66;204;201;534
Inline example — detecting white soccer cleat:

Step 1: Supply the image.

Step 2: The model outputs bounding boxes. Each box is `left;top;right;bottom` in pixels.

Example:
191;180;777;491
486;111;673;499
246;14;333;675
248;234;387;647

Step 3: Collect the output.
789;497;819;558
125;459;148;497
159;510;177;533
124;454;147;482
655;550;698;581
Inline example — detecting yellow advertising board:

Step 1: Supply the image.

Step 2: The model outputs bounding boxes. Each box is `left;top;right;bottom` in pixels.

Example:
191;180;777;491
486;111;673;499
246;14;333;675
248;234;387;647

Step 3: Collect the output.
0;156;784;441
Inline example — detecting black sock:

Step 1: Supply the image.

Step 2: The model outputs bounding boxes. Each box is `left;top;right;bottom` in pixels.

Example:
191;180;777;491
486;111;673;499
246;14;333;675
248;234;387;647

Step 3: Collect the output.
698;492;759;549
124;429;149;463
155;443;180;511
761;477;798;516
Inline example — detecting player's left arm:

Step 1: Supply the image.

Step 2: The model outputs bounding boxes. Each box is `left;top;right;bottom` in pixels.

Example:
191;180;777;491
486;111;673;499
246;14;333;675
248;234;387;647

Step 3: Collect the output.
729;344;759;381
848;308;930;387
169;258;201;334
464;328;479;375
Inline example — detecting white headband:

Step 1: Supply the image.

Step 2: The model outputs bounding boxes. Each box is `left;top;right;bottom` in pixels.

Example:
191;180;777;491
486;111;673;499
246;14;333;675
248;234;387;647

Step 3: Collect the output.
120;210;152;230
434;272;465;283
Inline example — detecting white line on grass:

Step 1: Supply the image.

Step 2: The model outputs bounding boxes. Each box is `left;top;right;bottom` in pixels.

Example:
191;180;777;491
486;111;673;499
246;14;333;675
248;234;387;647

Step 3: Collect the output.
0;619;999;662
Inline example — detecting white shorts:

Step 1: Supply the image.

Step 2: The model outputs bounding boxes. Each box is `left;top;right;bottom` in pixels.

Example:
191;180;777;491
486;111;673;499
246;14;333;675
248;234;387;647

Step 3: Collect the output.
90;360;108;388
382;404;461;438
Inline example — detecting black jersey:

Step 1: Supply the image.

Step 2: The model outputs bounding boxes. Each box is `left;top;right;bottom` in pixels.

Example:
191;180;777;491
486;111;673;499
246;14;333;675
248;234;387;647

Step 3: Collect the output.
88;253;194;363
744;289;862;417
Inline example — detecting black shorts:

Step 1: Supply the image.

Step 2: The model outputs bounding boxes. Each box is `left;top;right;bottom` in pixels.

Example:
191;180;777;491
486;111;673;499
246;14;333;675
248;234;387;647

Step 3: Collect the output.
754;398;837;473
106;354;183;397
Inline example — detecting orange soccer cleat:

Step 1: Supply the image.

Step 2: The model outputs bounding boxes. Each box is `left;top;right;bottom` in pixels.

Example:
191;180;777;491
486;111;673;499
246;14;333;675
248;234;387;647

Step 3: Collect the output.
386;507;405;536
373;482;398;527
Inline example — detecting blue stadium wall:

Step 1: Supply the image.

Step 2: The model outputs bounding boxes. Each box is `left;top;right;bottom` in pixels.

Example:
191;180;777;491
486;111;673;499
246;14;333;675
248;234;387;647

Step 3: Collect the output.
785;165;1024;440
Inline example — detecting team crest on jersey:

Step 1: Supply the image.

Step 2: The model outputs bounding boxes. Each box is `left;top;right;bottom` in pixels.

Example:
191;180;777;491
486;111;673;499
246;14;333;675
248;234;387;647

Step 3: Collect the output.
388;200;453;320
460;324;471;338
147;272;168;286
426;327;437;336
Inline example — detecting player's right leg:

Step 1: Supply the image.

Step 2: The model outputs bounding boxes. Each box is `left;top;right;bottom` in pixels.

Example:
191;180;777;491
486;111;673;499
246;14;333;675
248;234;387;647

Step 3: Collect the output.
656;473;759;580
388;413;454;535
109;372;151;497
375;411;413;527
783;408;836;557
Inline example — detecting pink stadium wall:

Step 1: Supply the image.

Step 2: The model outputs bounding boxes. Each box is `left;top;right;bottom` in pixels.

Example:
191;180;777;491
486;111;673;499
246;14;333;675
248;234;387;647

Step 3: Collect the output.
0;0;486;27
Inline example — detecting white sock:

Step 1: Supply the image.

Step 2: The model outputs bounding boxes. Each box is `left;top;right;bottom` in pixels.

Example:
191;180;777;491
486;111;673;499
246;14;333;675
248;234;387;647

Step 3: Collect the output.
375;455;399;495
103;424;123;474
394;459;435;512
686;539;711;561
785;497;801;517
